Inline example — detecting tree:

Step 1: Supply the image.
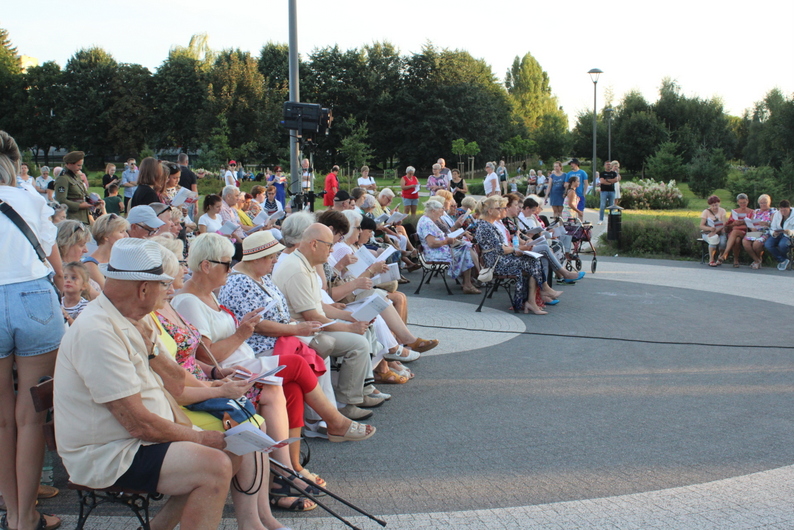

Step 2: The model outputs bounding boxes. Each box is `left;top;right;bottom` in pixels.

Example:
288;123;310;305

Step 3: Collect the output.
151;54;207;152
504;52;566;132
0;28;23;138
743;89;794;168
645;142;685;182
613;111;668;173
16;62;64;163
688;148;729;198
106;63;153;156
533;112;571;162
337;117;373;175
258;42;290;90
61;47;120;161
170;33;214;71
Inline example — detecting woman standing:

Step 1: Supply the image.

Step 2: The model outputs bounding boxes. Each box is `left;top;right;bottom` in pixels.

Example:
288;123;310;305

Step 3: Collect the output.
268;166;287;206
0;131;63;530
483;162;500;197
101;163;119;197
449;169;468;206
130;157;165;208
546;161;567;217
400;166;420;215
496;160;508;195
357;165;377;194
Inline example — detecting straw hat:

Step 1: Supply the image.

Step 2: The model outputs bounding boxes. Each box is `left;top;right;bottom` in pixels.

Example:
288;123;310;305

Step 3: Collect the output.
99;238;174;281
242;231;285;261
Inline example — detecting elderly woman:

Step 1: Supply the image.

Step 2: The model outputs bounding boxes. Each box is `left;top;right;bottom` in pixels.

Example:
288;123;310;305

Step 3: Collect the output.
765;200;794;270
483;161;500;197
82;213;129;289
261;185;284;216
130;157;165;208
0;131;64;530
360;194;378;219
477;196;548;314
719;193;754;267
418;200;479;294
700;195;728;266
357;165;377;194
57;220;101;299
400;166;420;215
147;238;297;527
743;194;774;269
218;232;374;475
449;169;468;206
426;163;448;196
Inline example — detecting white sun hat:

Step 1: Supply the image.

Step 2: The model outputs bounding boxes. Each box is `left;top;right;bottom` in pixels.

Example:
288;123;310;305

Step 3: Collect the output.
99;238;174;281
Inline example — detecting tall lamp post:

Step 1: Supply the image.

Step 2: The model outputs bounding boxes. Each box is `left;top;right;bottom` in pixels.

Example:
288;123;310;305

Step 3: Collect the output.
588;68;602;178
288;0;301;194
605;107;613;161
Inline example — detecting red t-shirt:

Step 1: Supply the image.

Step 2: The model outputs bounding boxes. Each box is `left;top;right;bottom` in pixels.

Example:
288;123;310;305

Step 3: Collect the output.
323;172;338;206
402;174;419;199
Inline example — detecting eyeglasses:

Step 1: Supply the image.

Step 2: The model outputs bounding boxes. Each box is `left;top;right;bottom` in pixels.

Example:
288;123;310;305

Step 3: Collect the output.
207;259;232;272
354;226;362;230
314;239;334;248
178;260;188;266
159;281;173;289
136;223;158;236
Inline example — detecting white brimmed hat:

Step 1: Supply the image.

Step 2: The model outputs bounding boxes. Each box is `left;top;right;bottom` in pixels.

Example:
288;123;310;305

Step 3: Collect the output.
242;230;285;261
127;205;165;228
99;238;174;281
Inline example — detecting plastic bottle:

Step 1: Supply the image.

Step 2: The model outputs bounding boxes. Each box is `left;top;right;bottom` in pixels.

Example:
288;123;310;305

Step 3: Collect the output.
41;450;53;486
512;235;520;250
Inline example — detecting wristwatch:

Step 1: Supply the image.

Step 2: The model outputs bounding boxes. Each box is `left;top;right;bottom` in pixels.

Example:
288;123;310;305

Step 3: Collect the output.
148;343;160;360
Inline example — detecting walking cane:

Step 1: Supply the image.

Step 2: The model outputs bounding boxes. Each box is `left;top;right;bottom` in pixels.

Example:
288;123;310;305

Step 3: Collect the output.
269;458;387;528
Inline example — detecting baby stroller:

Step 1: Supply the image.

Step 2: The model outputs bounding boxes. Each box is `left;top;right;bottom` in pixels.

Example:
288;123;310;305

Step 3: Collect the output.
562;217;597;273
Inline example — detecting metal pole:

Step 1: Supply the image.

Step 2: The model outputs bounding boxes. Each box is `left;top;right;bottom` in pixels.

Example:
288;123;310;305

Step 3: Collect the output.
607;110;612;161
288;0;301;195
592;79;598;182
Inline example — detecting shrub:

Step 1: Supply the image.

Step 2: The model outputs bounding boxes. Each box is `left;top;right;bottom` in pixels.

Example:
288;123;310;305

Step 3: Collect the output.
688;148;728;198
617;178;688;210
467;181;485;195
601;215;701;259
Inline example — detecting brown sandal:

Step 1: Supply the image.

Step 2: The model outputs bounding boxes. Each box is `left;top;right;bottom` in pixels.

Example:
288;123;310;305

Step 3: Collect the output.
374;369;408;384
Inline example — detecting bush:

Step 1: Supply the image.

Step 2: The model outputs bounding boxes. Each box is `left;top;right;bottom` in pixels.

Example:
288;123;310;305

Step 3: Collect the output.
688;148;728;198
467;181;485;195
617;178;688;210
600;215;701;259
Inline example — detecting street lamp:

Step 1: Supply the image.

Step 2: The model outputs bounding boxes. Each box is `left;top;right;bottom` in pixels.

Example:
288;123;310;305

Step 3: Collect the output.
588;68;602;180
604;107;613;161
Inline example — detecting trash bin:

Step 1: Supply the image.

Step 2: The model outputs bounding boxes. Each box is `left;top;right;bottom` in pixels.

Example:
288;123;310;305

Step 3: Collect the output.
606;205;623;243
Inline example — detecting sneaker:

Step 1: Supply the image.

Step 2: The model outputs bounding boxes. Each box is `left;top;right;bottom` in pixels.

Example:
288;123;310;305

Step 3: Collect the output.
778;259;789;271
359;394;386;408
597;221;603;225
303;420;328;439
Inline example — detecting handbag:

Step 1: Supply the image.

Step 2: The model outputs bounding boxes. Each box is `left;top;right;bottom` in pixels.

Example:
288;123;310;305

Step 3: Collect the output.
185;396;258;425
0;199;62;302
477;254;501;283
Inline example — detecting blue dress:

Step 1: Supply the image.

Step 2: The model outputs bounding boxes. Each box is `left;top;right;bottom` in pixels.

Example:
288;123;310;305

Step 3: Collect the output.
268;175;287;206
548;173;567;206
417;215;474;279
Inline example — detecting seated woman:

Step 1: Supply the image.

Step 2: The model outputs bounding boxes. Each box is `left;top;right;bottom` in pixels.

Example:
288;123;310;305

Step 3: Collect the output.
171;234;375;502
198;194;223;234
260;185;284;216
82;213;129;290
743;194;774;270
417;199;479;294
700;195;728;266
147;239;297;528
217;231;375;483
57;220;102;299
765;199;794;270
476;196;549;314
719;193;754;267
513;196;583;288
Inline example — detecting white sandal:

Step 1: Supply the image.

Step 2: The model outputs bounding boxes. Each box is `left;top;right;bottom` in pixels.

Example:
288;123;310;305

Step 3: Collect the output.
328;421;377;443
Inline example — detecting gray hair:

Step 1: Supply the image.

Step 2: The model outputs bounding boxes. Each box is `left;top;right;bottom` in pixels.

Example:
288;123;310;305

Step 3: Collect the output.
40;166;50;174
0;131;21;186
424;200;444;213
378;188;395;200
280;211;315;247
432;163;441;171
222;185;239;198
342;210;363;239
405;166;415;174
485;162;495;170
736;193;749;201
152;238;181;279
361;194;377;210
187;233;235;272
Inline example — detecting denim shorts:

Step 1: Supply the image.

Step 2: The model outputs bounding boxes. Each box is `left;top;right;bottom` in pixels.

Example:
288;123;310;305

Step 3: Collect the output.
402;198;419;206
0;277;64;358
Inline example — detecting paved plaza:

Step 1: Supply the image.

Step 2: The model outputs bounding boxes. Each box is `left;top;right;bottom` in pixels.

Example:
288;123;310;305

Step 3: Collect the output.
39;250;794;529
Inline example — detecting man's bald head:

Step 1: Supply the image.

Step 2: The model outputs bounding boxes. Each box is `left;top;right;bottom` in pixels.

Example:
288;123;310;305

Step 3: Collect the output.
298;223;334;266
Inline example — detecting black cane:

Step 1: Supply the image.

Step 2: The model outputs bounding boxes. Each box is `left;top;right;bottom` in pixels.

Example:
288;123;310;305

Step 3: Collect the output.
269;459;387;527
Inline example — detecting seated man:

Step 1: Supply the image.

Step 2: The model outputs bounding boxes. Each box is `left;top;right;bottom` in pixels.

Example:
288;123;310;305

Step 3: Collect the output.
272;223;381;420
126;205;165;239
54;238;233;530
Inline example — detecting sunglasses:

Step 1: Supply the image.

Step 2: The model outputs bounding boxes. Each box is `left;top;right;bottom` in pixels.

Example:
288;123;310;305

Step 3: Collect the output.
207;259;232;272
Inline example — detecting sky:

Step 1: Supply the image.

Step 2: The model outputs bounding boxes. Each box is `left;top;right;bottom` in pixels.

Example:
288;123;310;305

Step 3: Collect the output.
4;0;793;127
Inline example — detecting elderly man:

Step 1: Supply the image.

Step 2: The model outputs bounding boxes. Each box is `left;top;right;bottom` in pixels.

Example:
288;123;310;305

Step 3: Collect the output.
54;151;100;224
54;238;233;530
121;158;139;212
272;223;382;420
330;190;352;212
126;205;165;239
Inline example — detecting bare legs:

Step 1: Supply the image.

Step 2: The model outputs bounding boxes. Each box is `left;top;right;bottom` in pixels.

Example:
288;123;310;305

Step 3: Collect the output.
0;351;58;530
743;238;765;268
523;277;547;315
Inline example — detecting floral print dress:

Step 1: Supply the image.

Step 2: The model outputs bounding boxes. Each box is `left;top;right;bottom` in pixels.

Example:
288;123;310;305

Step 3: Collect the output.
416;215;474;279
476;220;545;309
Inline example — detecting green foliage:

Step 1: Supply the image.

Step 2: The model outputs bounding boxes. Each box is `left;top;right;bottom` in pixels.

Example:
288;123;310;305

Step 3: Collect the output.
688;148;729;198
504;52;565;132
151;54;207;151
612;110;668;173
337;117;373;170
197;116;234;169
501;136;536;158
645;142;685;182
743;89;794;168
467;181;484;195
617;178;687;210
15;61;63;162
725;160;794;206
107;63;152;156
601;215;702;259
532;112;571;161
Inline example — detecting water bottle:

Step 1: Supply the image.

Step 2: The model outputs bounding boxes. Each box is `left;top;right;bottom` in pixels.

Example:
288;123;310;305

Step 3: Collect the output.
41;449;54;486
512;235;520;251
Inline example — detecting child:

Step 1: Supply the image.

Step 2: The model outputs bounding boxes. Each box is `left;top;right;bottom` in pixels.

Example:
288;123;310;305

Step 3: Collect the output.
61;262;92;325
509;176;518;193
104;183;124;215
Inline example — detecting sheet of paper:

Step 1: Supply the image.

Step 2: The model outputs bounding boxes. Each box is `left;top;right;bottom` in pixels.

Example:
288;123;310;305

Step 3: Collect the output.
346;246;377;278
171;188;198;207
219;221;238;236
350;293;390;322
374;245;399;262
224;423;300;456
319;320;340;328
441;214;455;227
523;250;543;258
448;228;465;239
256;299;279;317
